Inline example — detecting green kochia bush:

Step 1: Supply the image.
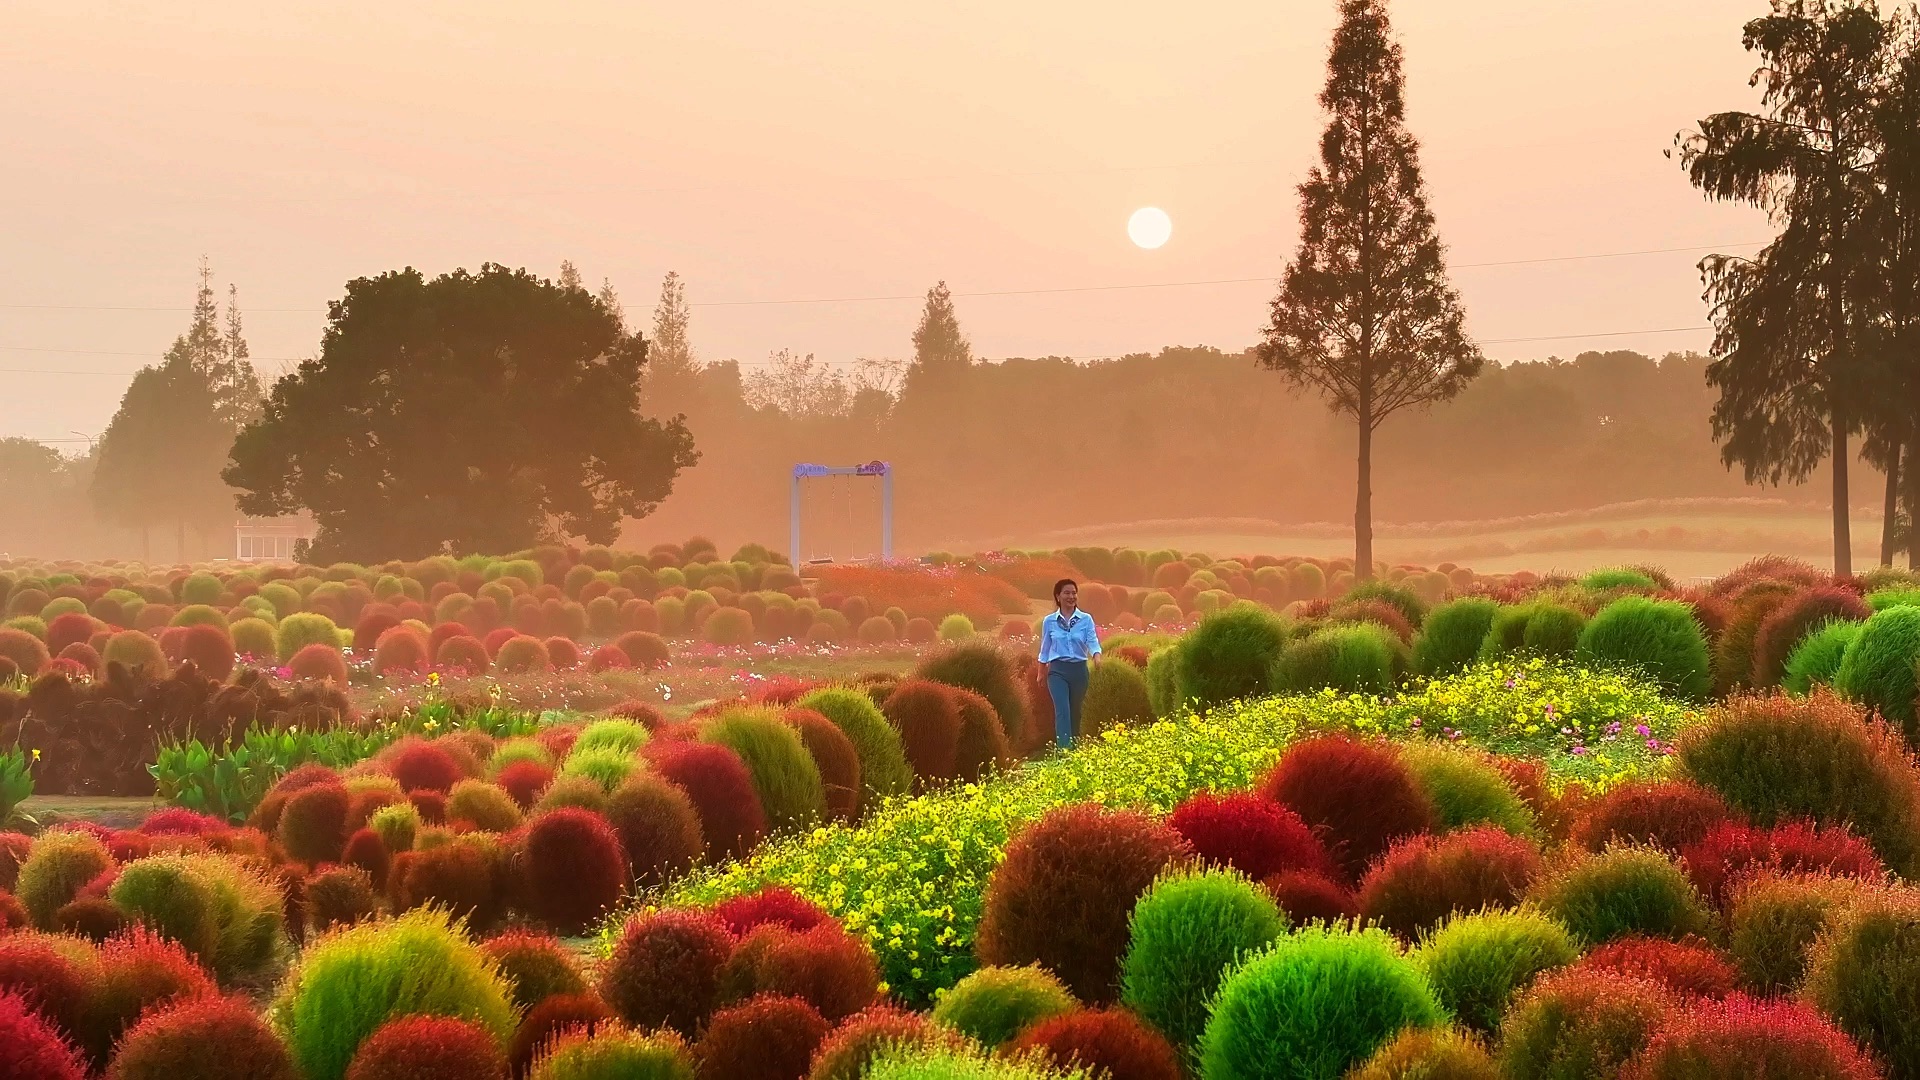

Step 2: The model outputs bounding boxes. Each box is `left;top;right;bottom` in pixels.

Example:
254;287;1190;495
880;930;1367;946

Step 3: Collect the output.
916;643;1034;753
1520;603;1586;658
1120;868;1288;1053
1783;620;1862;694
273;908;516;1080
1199;926;1444;1080
276;613;344;663
1834;604;1920;735
1803;891;1920;1077
700;707;826;831
929;965;1076;1049
1412;599;1498;678
1272;623;1404;695
1396;743;1536;838
1145;647;1181;717
1530;846;1712;947
1081;659;1154;736
108;853;284;984
1414;908;1577;1036
1574;597;1712;700
16;829;113;928
1173;606;1289;709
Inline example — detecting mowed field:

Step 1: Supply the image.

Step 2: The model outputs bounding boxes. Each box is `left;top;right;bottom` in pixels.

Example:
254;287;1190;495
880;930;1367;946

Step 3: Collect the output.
980;498;1885;581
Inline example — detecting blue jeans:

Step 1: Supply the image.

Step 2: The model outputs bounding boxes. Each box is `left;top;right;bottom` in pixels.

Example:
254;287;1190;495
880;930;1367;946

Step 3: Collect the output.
1047;659;1089;748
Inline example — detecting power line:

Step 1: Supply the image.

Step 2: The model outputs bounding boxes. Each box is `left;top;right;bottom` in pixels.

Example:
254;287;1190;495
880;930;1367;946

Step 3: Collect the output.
0;344;307;361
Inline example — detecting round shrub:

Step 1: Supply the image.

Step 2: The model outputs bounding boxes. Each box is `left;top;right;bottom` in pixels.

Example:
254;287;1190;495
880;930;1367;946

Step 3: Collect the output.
648;742;768;860
1625;994;1880;1080
279;782;352;864
1081;658;1154;736
1575;597;1712;700
1167;790;1330;881
1784;620;1862;694
16;829;113;928
710;886;832;936
443;780;522;833
1005;1007;1182;1080
521;808;628;936
85;928;221;1067
436;634;491;674
1272;622;1403;694
703;607;756;646
936;614;975;641
1198;925;1444;1080
600;908;735;1038
1347;1027;1499;1080
229;616;278;661
614;630;671;670
1835;603;1920;736
737;921;882;1022
1676;690;1920;878
290;642;351;684
305;865;379;935
797;687;914;810
698;708;825;831
1531;846;1712;947
1358;826;1545;940
103;629;167;678
1174;604;1288;709
1397;742;1536;837
0;627;51;675
1680;819;1883;908
1412;598;1500;678
694;993;829;1080
881;679;965;785
107;994;297;1080
1495;968;1678;1080
929;965;1076;1049
390;837;504;931
481;930;587;1012
605;771;704;887
560;747;640;793
575;718;651;757
371;627;430;675
272;908;516;1080
510;993;614;1078
1804;890;1920;1076
527;1025;692;1080
784;708;863;822
1726;871;1867;995
1414;907;1577;1036
176;624;235;680
977;804;1192;1002
0;932;91;1038
915;642;1034;754
1574;934;1736;998
1522;603;1587;658
1259;734;1436;884
950;687;1014;781
343;1015;507;1080
0;989;86;1080
1752;587;1871;689
1571;780;1735;855
277;612;343;662
1120;867;1288;1052
495;635;552;674
807;1008;953;1080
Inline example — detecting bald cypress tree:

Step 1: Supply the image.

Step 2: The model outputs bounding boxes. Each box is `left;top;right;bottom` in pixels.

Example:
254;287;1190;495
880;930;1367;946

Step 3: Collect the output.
1260;0;1482;580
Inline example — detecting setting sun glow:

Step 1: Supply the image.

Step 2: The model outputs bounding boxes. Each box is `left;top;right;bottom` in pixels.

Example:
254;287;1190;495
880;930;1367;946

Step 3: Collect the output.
1127;206;1172;250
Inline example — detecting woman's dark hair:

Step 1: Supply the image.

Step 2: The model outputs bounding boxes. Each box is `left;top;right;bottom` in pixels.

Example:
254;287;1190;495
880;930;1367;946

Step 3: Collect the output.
1053;579;1079;604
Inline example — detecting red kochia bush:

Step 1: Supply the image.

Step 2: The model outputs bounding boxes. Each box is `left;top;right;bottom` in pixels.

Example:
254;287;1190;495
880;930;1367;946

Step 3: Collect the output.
0;889;27;930
586;644;631;672
1357;825;1545;939
605;773;705;888
84;929;219;1066
1005;1007;1184;1080
1575;935;1739;999
749;922;881;1022
138;808;228;838
343;1015;507;1080
1622;994;1881;1080
0;989;87;1080
277;781;352;864
106;994;298;1080
482;931;588;1012
614;630;671;670
785;708;863;822
544;637;581;670
1168;790;1332;881
600;908;737;1038
1573;780;1738;855
695;993;831;1080
372;627;430;675
646;741;768;859
1259;734;1436;884
288;643;351;685
520;808;629;936
976;804;1192;1002
0;934;91;1039
1681;820;1884;907
390;842;501;931
495;760;556;810
46;612;97;657
386;738;466;794
807;1005;949;1080
1750;586;1872;690
176;624;236;681
353;612;402;655
483;627;518;657
508;993;612;1078
881;678;965;786
712;886;832;936
435;635;491;675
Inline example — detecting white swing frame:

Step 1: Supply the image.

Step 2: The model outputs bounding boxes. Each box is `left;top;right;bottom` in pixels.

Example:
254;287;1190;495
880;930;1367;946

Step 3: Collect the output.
789;461;894;565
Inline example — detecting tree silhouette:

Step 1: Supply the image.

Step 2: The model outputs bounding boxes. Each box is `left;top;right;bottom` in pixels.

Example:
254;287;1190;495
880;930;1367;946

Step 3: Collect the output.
1259;0;1482;580
224;264;698;561
1676;1;1891;577
643;270;702;418
903;281;972;398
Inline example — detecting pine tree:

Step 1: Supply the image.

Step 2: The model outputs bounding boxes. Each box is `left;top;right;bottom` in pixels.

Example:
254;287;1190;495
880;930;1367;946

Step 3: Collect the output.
598;277;626;332
643;271;701;417
903;281;972;397
558;259;584;292
1259;0;1482;580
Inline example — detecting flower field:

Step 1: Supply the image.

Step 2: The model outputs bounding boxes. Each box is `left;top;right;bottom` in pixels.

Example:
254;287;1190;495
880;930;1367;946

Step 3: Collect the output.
8;549;1920;1076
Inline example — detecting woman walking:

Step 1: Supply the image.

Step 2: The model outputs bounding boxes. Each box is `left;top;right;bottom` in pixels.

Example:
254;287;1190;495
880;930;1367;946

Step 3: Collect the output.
1039;578;1102;748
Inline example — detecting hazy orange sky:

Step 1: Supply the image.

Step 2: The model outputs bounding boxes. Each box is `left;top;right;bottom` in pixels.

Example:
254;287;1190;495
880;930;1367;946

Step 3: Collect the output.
4;1;1771;444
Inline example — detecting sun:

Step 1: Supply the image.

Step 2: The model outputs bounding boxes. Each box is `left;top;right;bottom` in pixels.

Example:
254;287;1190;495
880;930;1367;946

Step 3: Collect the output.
1127;207;1172;250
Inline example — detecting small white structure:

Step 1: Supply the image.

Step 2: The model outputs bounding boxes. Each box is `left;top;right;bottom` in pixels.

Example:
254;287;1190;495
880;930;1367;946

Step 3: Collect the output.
234;517;315;562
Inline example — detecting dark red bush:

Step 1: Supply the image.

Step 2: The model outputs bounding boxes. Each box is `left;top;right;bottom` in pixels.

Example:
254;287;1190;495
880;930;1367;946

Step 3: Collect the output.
303;865;379;935
713;886;833;937
1168;790;1332;880
881;679;964;786
277;781;352;864
520;808;628;936
1681;820;1884;907
1357;825;1545;939
386;738;466;794
353;612;402;655
647;742;768;859
1575;935;1738;999
614;630;671;670
106;994;297;1080
586;645;631;672
1623;994;1880;1080
390;841;501;932
1258;734;1436;883
1573;780;1737;855
288;643;350;684
0;832;30;891
83;929;219;1067
495;760;555;810
1750;587;1872;690
342;827;391;889
0;989;86;1080
605;772;705;888
1005;1007;1184;1080
0;934;91;1039
371;627;430;675
435;635;491;675
508;993;611;1079
607;700;670;730
343;1014;507;1080
951;687;1015;782
174;624;235;682
785;708;863;822
0;889;26;930
600;908;736;1038
976;803;1192;1002
748;922;881;1022
46;612;97;657
694;993;830;1080
483;627;518;657
544;637;581;670
56;896;127;941
482;930;588;1012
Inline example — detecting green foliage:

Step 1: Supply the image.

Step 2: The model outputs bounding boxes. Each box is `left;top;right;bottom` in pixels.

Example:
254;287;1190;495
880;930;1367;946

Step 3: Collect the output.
559;747;640;794
1145;646;1182;717
938;615;975;641
700;706;827;831
1574;597;1712;700
109;852;284;984
272;908;516;1080
1174;605;1289;708
1272;622;1404;694
1581;568;1659;592
1834;604;1920;734
525;1026;694;1080
572;719;651;758
1198;925;1445;1080
1412;598;1498;678
1783;619;1863;694
229;617;278;660
1866;587;1920;612
1396;742;1536;837
1727;872;1867;996
16;828;112;927
1804;892;1920;1079
1531;846;1712;946
862;1044;1088;1080
1520;603;1586;658
0;748;31;828
1082;660;1154;736
1120;867;1288;1053
276;613;342;663
1413;908;1577;1035
799;687;914;809
929;965;1076;1049
1344;580;1429;629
